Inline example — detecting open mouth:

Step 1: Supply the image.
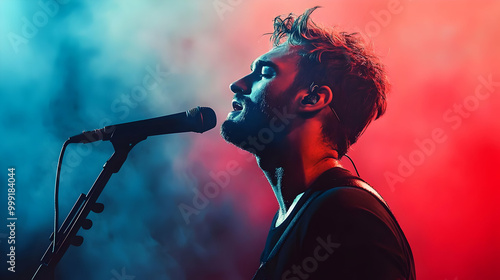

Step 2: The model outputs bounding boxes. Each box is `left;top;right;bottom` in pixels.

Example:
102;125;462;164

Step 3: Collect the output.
232;100;243;111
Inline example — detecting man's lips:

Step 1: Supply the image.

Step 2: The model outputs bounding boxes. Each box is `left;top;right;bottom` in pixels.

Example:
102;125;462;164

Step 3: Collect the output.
232;99;244;111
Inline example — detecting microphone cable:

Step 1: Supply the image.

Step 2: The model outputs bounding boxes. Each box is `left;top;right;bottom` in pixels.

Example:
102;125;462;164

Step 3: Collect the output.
53;140;69;253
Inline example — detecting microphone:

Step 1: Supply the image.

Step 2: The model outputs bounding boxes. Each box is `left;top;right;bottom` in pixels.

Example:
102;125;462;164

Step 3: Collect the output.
68;107;217;144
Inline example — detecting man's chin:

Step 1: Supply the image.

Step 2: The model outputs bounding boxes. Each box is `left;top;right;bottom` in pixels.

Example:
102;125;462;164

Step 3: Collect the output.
220;119;246;147
220;119;261;155
220;108;282;155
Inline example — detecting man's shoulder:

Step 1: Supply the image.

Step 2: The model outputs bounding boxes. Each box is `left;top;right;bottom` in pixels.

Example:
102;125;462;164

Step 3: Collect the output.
306;185;388;217
296;185;401;241
301;167;391;223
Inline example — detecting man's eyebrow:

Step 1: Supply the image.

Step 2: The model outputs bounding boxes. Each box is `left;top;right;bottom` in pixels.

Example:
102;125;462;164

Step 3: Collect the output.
250;60;278;72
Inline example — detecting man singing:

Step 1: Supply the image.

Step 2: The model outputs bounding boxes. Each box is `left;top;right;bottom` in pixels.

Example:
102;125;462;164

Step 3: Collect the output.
220;7;415;279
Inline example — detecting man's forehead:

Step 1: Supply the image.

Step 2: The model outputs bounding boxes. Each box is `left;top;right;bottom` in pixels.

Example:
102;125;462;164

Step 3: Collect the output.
251;44;304;70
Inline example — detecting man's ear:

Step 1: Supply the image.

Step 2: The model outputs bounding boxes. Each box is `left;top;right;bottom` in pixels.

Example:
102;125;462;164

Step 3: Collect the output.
297;85;333;113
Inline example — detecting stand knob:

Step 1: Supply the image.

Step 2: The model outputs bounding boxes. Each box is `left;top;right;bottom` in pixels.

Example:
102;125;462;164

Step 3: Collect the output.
91;203;104;213
72;236;84;246
81;219;93;230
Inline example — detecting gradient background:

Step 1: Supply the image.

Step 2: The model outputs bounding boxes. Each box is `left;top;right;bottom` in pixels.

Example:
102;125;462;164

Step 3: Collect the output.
1;0;499;279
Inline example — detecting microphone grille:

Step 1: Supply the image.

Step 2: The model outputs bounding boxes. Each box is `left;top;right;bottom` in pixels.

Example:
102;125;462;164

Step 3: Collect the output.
187;106;217;133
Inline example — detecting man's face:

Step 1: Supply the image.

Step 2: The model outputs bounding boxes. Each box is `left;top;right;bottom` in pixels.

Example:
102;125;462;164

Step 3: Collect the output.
220;43;304;154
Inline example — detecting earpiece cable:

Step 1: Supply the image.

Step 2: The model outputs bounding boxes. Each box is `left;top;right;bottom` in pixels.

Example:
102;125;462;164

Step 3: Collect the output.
344;154;360;177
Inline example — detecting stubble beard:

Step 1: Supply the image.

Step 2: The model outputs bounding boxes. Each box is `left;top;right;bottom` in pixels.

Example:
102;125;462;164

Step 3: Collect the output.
220;98;276;154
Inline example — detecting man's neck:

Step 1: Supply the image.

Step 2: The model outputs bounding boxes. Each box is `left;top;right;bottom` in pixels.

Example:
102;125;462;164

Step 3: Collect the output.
257;146;341;217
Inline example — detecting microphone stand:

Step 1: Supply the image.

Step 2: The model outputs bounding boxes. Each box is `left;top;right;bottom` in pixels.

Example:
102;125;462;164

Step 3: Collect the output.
32;136;145;280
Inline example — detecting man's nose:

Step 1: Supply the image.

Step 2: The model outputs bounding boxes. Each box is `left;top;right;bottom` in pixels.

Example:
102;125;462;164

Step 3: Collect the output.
230;76;251;95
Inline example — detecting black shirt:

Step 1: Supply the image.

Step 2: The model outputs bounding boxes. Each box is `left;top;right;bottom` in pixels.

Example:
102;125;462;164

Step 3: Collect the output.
254;167;416;280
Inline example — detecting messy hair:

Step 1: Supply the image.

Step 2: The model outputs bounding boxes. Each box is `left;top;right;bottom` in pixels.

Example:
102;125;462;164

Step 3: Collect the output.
270;6;389;157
